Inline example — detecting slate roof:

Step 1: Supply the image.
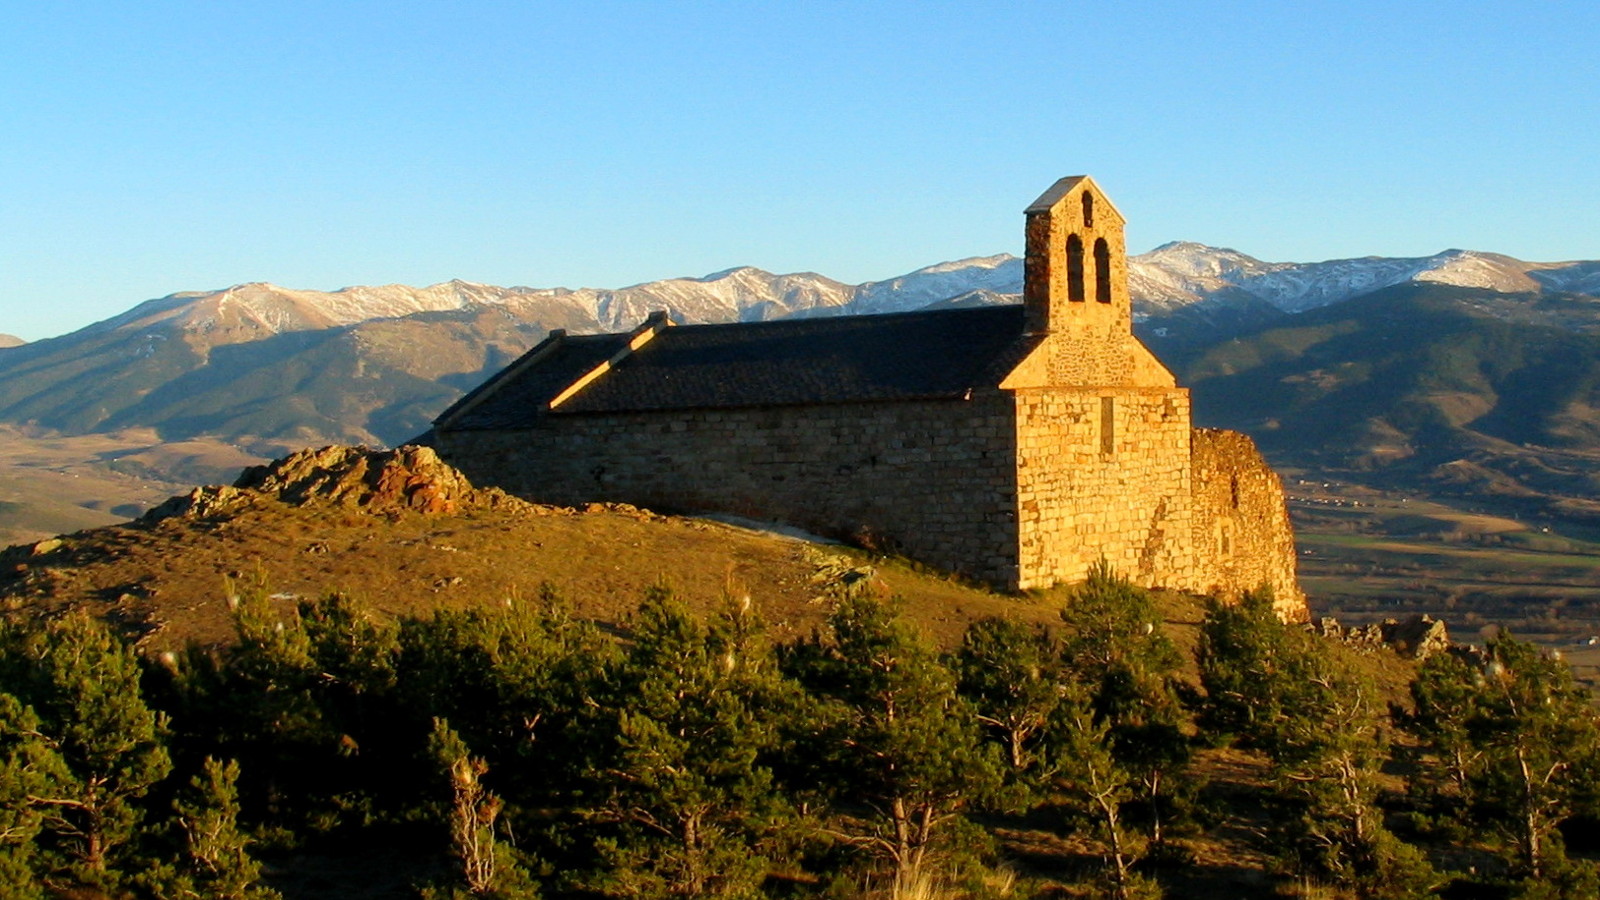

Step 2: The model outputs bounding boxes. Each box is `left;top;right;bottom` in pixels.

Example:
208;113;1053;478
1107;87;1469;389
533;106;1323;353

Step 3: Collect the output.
436;304;1039;431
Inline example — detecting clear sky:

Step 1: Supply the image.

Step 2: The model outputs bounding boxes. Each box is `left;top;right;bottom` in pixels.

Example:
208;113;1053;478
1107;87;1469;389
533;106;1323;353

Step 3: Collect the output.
3;1;1596;341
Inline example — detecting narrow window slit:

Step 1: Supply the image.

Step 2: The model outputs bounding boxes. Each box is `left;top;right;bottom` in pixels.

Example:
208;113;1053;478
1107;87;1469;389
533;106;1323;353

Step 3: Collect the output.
1067;234;1085;303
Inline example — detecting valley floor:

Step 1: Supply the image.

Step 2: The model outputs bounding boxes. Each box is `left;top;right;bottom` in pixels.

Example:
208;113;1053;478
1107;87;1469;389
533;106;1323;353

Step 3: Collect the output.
1289;474;1600;693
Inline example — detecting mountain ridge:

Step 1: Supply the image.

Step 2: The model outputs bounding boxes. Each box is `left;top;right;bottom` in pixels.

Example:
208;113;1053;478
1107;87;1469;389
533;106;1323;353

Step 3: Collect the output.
29;243;1600;353
3;243;1599;544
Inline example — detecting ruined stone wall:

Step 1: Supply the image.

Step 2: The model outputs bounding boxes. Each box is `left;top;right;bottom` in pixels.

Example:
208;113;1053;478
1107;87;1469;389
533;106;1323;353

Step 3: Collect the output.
1188;428;1306;620
435;395;1025;586
1012;386;1196;590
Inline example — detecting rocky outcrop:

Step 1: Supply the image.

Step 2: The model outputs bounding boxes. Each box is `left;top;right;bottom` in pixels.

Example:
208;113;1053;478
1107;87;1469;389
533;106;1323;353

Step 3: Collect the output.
143;445;533;522
1313;614;1451;660
143;485;249;521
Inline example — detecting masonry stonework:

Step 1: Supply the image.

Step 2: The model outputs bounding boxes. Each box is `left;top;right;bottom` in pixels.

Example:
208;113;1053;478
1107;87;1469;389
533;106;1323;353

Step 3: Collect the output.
432;176;1306;616
1189;428;1305;620
442;397;1025;586
1010;387;1193;590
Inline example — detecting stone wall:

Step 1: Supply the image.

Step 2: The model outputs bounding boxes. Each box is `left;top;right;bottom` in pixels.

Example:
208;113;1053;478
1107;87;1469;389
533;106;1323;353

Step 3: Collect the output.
435;394;1025;586
1189;428;1305;620
436;392;1307;617
1012;385;1195;590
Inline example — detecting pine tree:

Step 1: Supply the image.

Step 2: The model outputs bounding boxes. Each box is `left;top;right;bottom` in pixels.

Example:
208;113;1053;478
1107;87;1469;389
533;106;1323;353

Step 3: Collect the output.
1059;562;1190;847
0;694;65;899
952;617;1064;779
0;611;171;887
1406;648;1484;810
1269;645;1436;899
1048;688;1161;900
1059;562;1182;697
187;588;412;833
197;580;335;830
397;586;618;817
585;588;787;899
165;757;280;900
1199;593;1437;897
1410;633;1600;885
425;719;535;899
1196;589;1299;748
785;595;1003;897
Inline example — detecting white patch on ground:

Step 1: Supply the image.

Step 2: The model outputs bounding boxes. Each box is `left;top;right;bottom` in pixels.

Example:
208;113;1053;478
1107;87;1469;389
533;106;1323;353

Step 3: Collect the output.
697;513;842;545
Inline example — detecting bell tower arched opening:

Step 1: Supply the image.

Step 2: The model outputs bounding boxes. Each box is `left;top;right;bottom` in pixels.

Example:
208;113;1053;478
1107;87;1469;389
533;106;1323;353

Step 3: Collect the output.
1094;238;1112;304
1066;233;1086;303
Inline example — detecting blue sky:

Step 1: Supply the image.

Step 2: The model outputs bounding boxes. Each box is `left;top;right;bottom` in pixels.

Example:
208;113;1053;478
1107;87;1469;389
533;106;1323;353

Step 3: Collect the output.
3;1;1596;341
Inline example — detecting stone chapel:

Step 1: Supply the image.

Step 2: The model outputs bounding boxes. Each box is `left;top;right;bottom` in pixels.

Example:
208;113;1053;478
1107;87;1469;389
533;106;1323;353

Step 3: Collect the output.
429;177;1304;617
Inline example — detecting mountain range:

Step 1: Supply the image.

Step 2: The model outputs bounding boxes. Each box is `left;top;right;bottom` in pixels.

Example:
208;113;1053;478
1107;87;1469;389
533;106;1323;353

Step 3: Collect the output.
3;243;1599;539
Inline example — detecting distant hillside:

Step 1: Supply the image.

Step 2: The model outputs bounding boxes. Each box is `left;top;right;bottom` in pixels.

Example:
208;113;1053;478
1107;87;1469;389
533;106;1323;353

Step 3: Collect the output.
1162;283;1600;525
0;334;22;348
0;426;263;547
0;289;596;451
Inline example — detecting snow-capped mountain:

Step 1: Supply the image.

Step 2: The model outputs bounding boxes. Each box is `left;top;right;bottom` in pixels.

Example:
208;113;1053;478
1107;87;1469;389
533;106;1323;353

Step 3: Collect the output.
1530;260;1600;296
75;270;856;354
843;255;1024;315
59;244;1599;359
1126;243;1588;316
6;241;1597;451
5;241;1599;545
565;267;854;329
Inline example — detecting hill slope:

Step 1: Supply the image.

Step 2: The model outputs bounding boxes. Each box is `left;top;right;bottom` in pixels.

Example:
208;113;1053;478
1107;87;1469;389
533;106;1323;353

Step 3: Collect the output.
1;445;1045;653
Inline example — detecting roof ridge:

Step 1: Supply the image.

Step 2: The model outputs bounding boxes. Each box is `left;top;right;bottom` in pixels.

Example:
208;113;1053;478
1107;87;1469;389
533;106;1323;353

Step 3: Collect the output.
643;303;1021;334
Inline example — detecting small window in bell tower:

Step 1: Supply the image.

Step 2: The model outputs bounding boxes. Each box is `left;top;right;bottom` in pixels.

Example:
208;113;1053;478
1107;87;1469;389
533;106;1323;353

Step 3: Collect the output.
1081;191;1094;227
1066;234;1085;303
1094;238;1112;304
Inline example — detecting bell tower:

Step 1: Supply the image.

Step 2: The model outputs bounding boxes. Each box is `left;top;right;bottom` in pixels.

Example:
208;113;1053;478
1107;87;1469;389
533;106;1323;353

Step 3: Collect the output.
1022;175;1130;338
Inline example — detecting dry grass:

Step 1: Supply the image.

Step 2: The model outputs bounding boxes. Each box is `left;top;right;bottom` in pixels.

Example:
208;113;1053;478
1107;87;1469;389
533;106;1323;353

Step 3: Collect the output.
0;494;1059;655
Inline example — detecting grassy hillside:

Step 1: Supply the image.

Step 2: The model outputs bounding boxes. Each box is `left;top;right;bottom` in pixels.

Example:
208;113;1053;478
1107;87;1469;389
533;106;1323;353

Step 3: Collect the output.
0;447;1050;655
